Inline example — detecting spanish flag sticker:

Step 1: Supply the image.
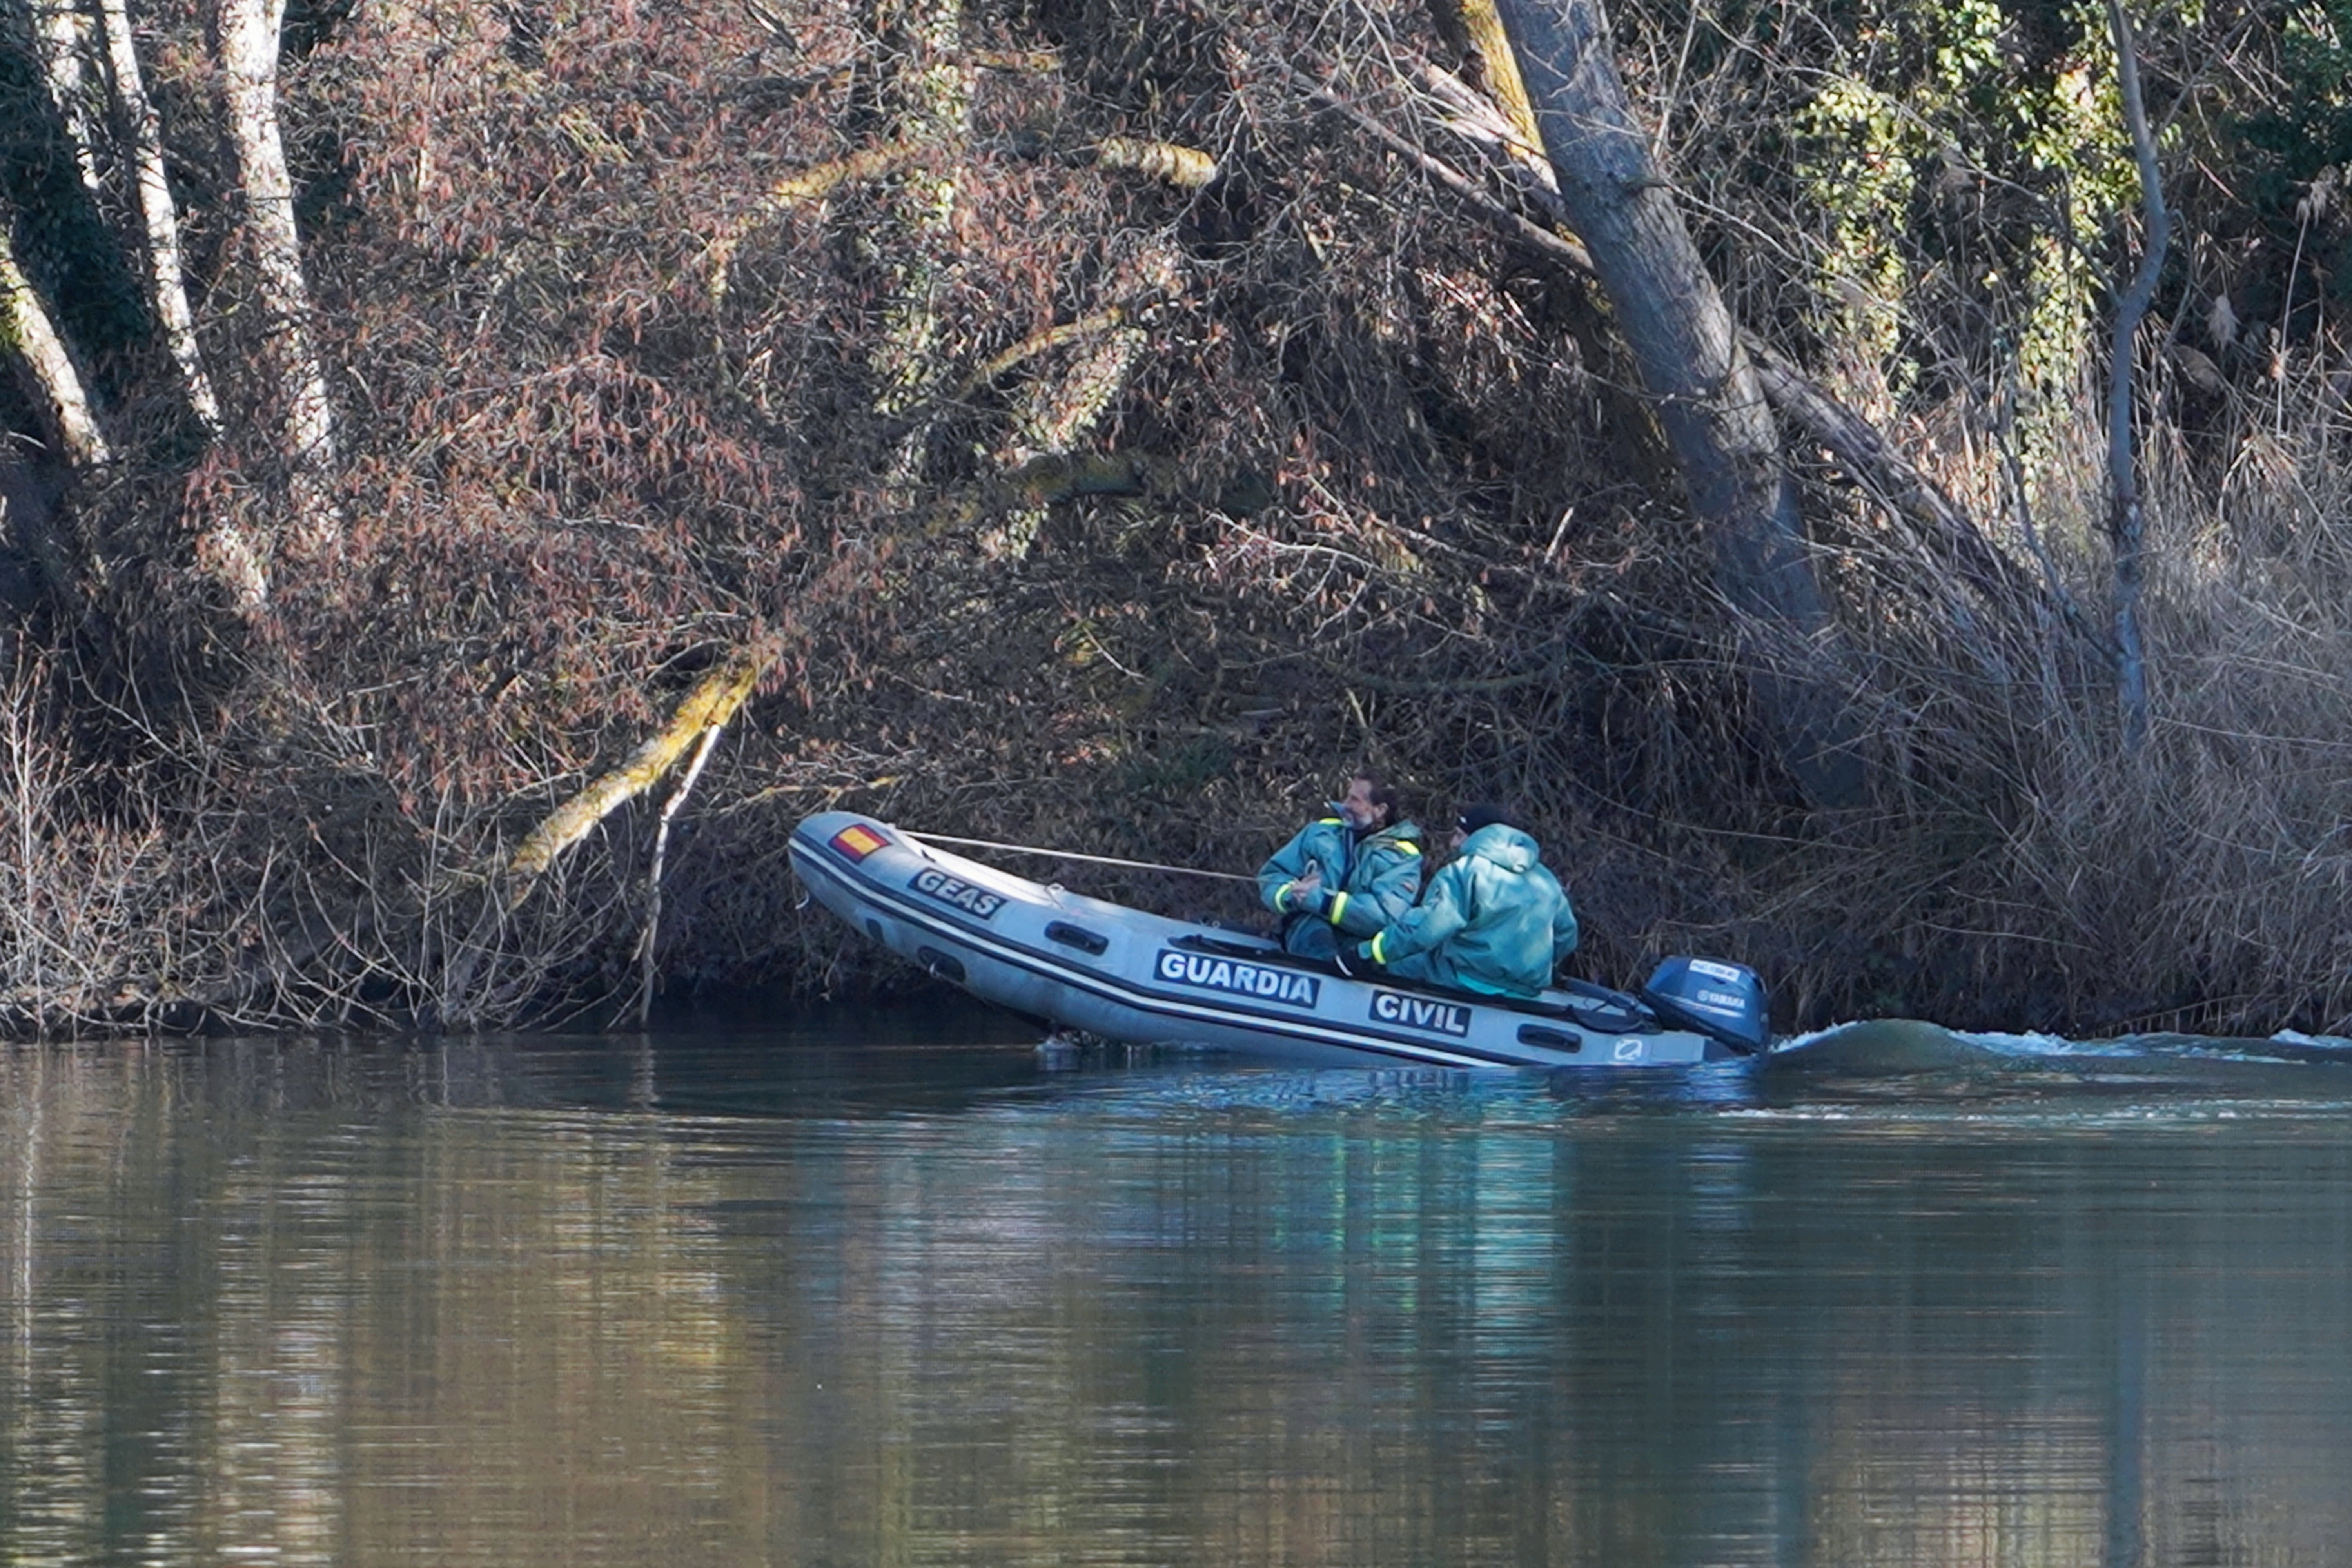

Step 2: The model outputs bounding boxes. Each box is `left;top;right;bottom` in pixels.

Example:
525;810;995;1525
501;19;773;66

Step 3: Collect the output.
829;824;889;862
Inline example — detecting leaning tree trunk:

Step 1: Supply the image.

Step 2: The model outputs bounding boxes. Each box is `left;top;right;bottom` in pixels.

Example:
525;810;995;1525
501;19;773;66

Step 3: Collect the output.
0;207;108;604
0;212;111;470
216;0;339;562
1492;0;1864;809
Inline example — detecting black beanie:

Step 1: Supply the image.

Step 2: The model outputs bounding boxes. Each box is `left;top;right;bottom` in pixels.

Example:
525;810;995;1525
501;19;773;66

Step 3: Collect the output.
1455;802;1512;835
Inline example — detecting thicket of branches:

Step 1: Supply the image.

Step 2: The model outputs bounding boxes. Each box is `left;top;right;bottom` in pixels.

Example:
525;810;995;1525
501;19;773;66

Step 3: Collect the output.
4;0;2352;1037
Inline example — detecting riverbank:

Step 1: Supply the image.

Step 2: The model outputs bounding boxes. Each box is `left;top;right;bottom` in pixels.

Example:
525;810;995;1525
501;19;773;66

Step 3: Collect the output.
5;579;2349;1044
6;0;2352;1041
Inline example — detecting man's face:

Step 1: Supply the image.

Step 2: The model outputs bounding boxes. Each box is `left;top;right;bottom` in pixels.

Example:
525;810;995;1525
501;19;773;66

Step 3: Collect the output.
1339;777;1387;831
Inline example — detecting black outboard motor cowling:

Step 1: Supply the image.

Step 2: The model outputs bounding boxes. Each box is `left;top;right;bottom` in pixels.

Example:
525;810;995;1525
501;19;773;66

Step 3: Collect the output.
1640;957;1771;1055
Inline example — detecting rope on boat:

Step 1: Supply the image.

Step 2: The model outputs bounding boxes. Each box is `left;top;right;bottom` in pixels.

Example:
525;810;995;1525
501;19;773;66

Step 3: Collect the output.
900;831;1259;884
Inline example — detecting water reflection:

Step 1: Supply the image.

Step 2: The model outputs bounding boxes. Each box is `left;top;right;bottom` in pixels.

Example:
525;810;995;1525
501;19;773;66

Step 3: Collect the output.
4;1018;2352;1565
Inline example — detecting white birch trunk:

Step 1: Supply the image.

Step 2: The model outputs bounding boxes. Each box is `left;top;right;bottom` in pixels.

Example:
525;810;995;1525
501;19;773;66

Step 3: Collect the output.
0;220;113;468
216;0;339;550
25;0;107;201
97;0;223;435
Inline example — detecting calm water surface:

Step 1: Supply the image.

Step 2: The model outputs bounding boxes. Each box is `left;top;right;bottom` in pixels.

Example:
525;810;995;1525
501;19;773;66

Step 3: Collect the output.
6;1010;2352;1566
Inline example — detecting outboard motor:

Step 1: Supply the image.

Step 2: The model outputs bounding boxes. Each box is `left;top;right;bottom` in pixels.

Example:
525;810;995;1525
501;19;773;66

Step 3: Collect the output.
1641;956;1771;1056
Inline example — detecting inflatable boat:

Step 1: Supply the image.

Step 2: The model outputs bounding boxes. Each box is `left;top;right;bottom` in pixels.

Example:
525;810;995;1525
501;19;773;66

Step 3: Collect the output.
789;811;1773;1070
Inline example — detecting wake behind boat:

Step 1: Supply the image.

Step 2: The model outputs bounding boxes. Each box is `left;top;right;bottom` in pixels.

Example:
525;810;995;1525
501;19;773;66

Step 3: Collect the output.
789;811;1775;1069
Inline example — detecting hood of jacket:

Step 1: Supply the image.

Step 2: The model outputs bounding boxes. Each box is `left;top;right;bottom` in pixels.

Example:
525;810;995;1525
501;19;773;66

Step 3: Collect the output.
1459;822;1539;873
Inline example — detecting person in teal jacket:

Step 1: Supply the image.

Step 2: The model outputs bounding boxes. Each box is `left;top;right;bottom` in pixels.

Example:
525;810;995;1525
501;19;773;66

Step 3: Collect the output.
1345;804;1577;998
1258;771;1425;961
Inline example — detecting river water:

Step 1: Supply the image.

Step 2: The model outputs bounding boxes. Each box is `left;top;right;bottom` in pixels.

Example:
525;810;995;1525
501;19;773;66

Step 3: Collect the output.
6;1009;2352;1567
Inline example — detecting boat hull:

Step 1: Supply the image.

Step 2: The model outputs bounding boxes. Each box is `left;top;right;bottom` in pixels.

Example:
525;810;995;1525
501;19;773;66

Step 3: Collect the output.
789;811;1757;1070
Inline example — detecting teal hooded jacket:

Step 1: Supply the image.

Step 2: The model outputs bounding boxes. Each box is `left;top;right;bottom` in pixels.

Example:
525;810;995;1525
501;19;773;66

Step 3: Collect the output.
1258;815;1425;941
1357;823;1577;998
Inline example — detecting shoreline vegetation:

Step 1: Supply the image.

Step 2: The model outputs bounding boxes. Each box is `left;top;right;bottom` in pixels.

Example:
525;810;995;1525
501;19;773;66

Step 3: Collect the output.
5;0;2352;1041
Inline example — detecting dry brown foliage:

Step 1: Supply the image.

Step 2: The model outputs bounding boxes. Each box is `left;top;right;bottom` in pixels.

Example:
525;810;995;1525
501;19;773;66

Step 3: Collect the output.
4;0;2352;1038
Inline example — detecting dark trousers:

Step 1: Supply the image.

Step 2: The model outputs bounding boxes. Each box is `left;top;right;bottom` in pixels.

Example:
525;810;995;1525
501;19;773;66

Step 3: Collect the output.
1279;915;1341;962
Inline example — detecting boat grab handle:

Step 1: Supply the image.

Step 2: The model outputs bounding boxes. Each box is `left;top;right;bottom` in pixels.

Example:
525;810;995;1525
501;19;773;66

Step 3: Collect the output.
1045;921;1109;955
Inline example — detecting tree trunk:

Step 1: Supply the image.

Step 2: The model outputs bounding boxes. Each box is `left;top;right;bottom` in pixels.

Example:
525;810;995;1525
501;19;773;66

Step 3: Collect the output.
2104;0;2163;753
0;214;112;469
215;0;339;554
23;0;107;200
97;0;222;435
1492;0;1864;808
